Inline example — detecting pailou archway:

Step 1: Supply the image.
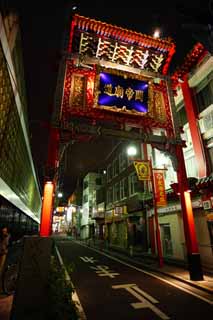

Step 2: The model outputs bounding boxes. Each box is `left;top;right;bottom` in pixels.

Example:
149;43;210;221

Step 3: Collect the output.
40;14;204;280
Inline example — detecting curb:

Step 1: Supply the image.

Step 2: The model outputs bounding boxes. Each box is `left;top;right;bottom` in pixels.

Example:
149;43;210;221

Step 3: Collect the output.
55;246;87;320
154;269;213;294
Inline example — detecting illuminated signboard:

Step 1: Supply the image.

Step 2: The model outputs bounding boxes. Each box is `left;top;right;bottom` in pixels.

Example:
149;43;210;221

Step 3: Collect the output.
98;72;149;113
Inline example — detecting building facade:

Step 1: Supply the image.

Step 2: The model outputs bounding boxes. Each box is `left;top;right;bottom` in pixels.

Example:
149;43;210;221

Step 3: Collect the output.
150;49;213;271
0;9;41;238
81;172;103;239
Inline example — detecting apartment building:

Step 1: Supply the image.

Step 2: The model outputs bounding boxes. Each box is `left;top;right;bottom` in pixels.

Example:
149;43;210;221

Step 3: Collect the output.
94;141;152;251
150;51;213;271
81;172;103;239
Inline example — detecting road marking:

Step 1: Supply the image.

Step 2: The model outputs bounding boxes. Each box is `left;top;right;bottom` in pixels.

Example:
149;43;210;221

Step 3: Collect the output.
55;246;87;319
112;283;170;319
76;241;213;305
79;256;97;263
91;265;120;278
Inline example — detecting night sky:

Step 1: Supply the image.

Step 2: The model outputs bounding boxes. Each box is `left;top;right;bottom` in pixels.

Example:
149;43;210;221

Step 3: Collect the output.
13;0;212;198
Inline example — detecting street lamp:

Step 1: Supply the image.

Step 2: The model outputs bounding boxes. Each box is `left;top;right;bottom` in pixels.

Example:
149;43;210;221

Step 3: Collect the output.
57;192;63;198
153;29;160;38
127;145;137;157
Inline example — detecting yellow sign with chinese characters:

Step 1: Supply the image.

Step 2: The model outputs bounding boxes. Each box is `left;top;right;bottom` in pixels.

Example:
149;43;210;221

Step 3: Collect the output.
133;161;151;181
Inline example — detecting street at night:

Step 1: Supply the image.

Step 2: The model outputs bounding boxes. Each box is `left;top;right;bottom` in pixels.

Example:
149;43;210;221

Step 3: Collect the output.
0;1;213;320
56;240;213;320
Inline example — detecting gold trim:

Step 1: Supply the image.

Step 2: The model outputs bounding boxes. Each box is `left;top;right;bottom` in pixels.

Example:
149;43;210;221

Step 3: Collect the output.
96;66;151;82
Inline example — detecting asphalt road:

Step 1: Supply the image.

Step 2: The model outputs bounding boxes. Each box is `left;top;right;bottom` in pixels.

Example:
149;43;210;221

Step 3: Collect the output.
56;240;213;320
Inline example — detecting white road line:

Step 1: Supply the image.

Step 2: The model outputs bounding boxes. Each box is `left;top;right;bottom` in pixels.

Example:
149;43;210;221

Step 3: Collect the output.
112;283;158;303
76;241;213;305
112;284;170;319
55;246;87;320
90;265;120;278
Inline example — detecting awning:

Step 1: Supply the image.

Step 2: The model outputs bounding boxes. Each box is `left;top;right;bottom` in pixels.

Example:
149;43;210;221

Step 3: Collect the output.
196;173;213;188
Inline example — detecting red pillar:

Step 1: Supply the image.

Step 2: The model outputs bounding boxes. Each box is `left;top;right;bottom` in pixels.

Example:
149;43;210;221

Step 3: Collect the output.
40;127;60;237
176;145;203;280
181;76;207;178
40;181;55;237
148;217;156;254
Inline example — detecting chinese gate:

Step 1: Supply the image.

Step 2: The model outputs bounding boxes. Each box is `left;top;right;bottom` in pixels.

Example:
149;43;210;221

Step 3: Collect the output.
40;14;204;280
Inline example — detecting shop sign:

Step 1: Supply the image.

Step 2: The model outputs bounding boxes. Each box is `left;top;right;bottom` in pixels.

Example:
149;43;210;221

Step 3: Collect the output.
202;195;213;210
133;160;151;181
114;206;127;216
105;210;113;222
56;206;65;213
207;213;213;221
202;200;212;210
98;72;149;113
153;170;167;207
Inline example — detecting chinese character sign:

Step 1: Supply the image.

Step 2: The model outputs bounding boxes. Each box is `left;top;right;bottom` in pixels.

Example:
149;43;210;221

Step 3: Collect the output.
98;72;149;113
153;170;167;207
134;161;151;181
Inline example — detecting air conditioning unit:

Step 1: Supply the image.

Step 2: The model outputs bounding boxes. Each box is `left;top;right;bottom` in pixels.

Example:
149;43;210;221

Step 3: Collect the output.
202;200;211;210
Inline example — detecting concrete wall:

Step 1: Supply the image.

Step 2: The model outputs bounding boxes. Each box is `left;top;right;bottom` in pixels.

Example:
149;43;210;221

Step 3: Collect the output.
159;212;185;260
194;210;213;271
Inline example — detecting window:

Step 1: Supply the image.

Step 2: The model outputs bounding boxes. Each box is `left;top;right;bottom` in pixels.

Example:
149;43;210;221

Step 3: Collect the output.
114;183;120;202
83;181;88;189
185;156;198;178
129;172;140;195
83;194;88;203
196;79;213;113
107;187;113;204
107;164;113;181
199;106;213;133
181;124;192;148
96;188;105;204
177;107;187;126
209;147;213;172
119;151;127;172
113;158;119;176
161;224;173;256
120;178;128;199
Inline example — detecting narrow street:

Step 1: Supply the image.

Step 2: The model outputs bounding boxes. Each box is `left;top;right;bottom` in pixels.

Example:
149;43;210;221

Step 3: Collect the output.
57;240;213;320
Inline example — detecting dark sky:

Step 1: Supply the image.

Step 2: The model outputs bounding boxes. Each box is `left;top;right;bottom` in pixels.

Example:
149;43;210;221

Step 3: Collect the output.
13;0;212;198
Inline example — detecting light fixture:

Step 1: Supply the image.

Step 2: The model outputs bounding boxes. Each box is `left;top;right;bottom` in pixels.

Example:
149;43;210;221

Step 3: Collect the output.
178;78;184;83
126;145;137;157
153;29;160;38
57;192;63;198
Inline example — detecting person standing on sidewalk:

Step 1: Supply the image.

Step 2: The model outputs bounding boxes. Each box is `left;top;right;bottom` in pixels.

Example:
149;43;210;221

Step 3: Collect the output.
0;227;10;287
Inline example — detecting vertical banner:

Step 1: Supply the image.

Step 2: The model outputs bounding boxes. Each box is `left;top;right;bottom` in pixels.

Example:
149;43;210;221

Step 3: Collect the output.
133;160;151;181
153;170;167;207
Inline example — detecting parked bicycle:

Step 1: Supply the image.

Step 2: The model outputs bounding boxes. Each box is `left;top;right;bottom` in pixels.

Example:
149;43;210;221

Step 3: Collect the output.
1;239;23;295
